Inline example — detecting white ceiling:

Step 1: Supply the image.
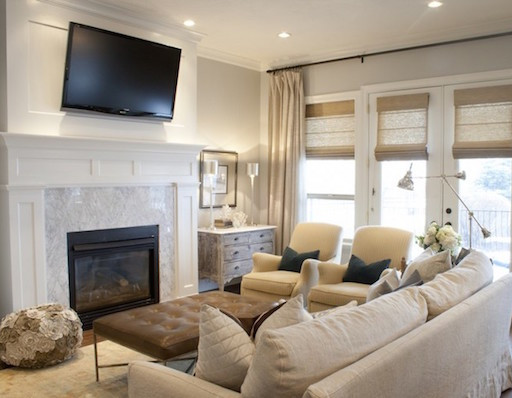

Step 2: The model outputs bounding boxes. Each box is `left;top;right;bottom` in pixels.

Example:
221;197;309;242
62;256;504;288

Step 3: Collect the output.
52;0;512;71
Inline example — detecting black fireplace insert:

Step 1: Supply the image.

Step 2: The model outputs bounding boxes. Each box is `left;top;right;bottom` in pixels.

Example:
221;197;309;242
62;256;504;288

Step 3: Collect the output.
67;225;159;329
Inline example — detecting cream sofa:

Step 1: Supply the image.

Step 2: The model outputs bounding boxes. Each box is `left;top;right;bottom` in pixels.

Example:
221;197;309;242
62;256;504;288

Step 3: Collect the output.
128;250;512;398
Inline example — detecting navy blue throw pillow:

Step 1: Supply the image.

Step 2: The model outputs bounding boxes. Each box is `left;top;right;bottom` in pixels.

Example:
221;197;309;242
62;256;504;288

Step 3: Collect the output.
278;246;320;273
342;255;391;284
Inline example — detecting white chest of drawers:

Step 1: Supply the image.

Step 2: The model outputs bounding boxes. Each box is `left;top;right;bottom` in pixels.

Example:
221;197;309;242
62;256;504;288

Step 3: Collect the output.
198;225;276;290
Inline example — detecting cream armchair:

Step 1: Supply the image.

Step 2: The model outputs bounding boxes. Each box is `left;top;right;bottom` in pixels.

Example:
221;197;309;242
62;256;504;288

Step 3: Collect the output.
240;222;343;302
307;225;414;312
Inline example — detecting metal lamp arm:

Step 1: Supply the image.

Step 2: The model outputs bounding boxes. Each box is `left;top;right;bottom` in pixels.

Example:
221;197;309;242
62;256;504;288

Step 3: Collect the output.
440;175;488;234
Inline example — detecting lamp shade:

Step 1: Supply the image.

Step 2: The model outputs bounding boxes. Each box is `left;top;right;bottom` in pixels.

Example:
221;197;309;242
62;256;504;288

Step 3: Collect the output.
203;160;218;176
247;163;259;177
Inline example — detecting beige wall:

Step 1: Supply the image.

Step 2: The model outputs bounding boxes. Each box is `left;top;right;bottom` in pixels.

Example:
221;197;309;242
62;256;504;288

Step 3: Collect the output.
196;57;262;227
303;35;512;95
0;0;6;131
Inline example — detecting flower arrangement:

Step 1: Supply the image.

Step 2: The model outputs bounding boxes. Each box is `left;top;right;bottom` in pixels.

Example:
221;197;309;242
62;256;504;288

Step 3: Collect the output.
416;221;462;255
0;303;82;368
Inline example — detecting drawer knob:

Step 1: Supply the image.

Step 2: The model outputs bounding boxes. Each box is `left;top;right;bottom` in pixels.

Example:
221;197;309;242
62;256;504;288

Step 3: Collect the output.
234;237;239;241
233;251;239;255
235;265;240;270
260;247;264;251
259;234;264;238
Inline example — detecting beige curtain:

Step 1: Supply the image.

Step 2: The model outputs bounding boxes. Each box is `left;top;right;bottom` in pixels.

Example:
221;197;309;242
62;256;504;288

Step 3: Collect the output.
267;69;306;254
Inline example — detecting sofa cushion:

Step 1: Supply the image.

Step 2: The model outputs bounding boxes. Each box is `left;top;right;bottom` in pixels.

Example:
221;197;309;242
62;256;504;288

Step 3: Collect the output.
195;304;254;391
241;271;299;296
343;255;391;284
402;249;452;283
278;246;320;273
418;249;493;319
241;288;428;398
366;268;400;301
311;300;358;318
195;295;311;391
308;282;370;307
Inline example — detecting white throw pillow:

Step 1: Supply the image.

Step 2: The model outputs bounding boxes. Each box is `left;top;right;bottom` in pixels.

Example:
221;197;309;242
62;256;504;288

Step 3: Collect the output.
241;288;428;398
194;304;254;391
253;294;312;344
366;268;400;302
402;249;452;283
195;294;311;391
418;249;493;319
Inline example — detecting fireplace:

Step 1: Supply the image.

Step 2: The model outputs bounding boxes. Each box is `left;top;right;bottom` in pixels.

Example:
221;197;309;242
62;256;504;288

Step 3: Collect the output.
67;225;159;329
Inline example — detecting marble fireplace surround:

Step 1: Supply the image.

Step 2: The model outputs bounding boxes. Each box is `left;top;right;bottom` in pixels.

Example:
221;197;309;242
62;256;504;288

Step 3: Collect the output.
0;133;204;318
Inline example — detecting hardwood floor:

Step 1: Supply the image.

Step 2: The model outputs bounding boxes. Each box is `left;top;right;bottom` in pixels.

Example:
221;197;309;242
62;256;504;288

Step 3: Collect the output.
81;329;103;347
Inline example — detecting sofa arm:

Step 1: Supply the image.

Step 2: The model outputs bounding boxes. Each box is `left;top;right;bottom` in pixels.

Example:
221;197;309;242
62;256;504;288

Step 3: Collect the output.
128;361;240;398
291;259;320;300
251;252;282;273
317;262;348;285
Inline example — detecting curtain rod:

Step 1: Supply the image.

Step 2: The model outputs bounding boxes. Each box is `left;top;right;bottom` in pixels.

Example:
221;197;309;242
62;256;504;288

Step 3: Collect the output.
266;31;512;73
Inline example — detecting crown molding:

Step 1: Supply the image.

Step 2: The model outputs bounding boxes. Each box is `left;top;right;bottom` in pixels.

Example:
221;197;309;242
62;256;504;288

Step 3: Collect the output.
37;0;205;44
197;46;263;72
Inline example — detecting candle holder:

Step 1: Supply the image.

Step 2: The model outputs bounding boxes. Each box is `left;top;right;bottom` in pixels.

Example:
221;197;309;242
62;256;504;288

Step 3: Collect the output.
247;163;259;225
203;160;218;230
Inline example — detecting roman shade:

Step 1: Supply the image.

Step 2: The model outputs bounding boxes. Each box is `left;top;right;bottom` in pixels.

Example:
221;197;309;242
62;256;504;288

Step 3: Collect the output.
453;84;512;159
305;100;355;158
375;93;429;161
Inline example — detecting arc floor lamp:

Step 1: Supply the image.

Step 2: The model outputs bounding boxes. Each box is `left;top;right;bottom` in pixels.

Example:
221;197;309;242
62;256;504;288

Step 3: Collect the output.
397;163;491;248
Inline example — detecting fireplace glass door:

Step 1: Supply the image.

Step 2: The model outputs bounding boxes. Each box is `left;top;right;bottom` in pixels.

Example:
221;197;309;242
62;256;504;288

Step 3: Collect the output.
68;225;159;329
74;249;151;313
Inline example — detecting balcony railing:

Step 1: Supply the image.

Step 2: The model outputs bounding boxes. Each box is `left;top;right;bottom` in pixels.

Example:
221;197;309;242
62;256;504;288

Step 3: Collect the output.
459;209;510;268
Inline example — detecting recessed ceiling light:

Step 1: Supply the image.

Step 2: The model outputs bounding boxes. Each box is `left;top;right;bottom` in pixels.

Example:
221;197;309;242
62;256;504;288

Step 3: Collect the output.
428;1;443;8
278;31;291;39
184;19;195;27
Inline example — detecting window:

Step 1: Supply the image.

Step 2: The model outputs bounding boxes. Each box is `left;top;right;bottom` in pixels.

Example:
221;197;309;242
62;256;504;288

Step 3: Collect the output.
305;159;355;239
458;158;511;276
453;84;512;275
371;91;435;245
305;98;356;238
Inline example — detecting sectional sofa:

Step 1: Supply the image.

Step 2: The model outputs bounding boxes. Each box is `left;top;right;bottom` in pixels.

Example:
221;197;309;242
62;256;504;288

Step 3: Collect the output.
128;250;512;397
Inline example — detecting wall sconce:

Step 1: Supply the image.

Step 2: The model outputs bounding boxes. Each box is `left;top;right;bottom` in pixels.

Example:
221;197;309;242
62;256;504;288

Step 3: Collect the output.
203;160;218;230
397;163;491;248
247;163;259;225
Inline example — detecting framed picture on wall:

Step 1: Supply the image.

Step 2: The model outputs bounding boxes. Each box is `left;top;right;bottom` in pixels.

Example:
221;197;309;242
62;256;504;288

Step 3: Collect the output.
200;150;238;208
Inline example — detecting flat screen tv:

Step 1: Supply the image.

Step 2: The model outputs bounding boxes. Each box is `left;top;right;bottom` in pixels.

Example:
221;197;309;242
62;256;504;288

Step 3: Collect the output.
62;22;181;121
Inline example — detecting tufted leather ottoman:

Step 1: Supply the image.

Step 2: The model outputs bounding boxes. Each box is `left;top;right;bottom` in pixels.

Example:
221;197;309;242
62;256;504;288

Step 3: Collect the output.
92;291;276;380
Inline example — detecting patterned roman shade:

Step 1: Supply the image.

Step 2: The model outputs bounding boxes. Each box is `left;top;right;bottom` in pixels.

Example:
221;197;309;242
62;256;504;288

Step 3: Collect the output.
375;93;429;161
453;84;512;159
305;100;355;158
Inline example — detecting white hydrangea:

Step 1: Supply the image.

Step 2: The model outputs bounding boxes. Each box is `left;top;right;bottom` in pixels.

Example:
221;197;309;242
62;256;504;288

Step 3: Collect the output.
416;221;461;254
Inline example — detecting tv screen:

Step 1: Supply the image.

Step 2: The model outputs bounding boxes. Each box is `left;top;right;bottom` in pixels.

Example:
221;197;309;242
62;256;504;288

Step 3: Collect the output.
62;22;181;120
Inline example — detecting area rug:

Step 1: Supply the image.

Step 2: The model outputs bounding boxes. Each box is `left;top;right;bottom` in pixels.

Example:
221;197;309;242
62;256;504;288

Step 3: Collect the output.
0;340;156;397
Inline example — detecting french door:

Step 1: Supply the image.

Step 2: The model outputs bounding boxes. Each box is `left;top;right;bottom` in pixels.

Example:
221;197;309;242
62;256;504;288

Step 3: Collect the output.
368;86;451;256
368;83;512;271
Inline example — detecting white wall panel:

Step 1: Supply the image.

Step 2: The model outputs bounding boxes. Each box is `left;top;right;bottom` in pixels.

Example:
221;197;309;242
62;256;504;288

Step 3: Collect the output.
175;183;199;297
6;0;199;143
28;21;67;114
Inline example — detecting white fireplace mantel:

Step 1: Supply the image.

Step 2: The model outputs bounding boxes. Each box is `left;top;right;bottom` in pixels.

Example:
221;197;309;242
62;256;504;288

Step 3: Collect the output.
0;132;205;318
